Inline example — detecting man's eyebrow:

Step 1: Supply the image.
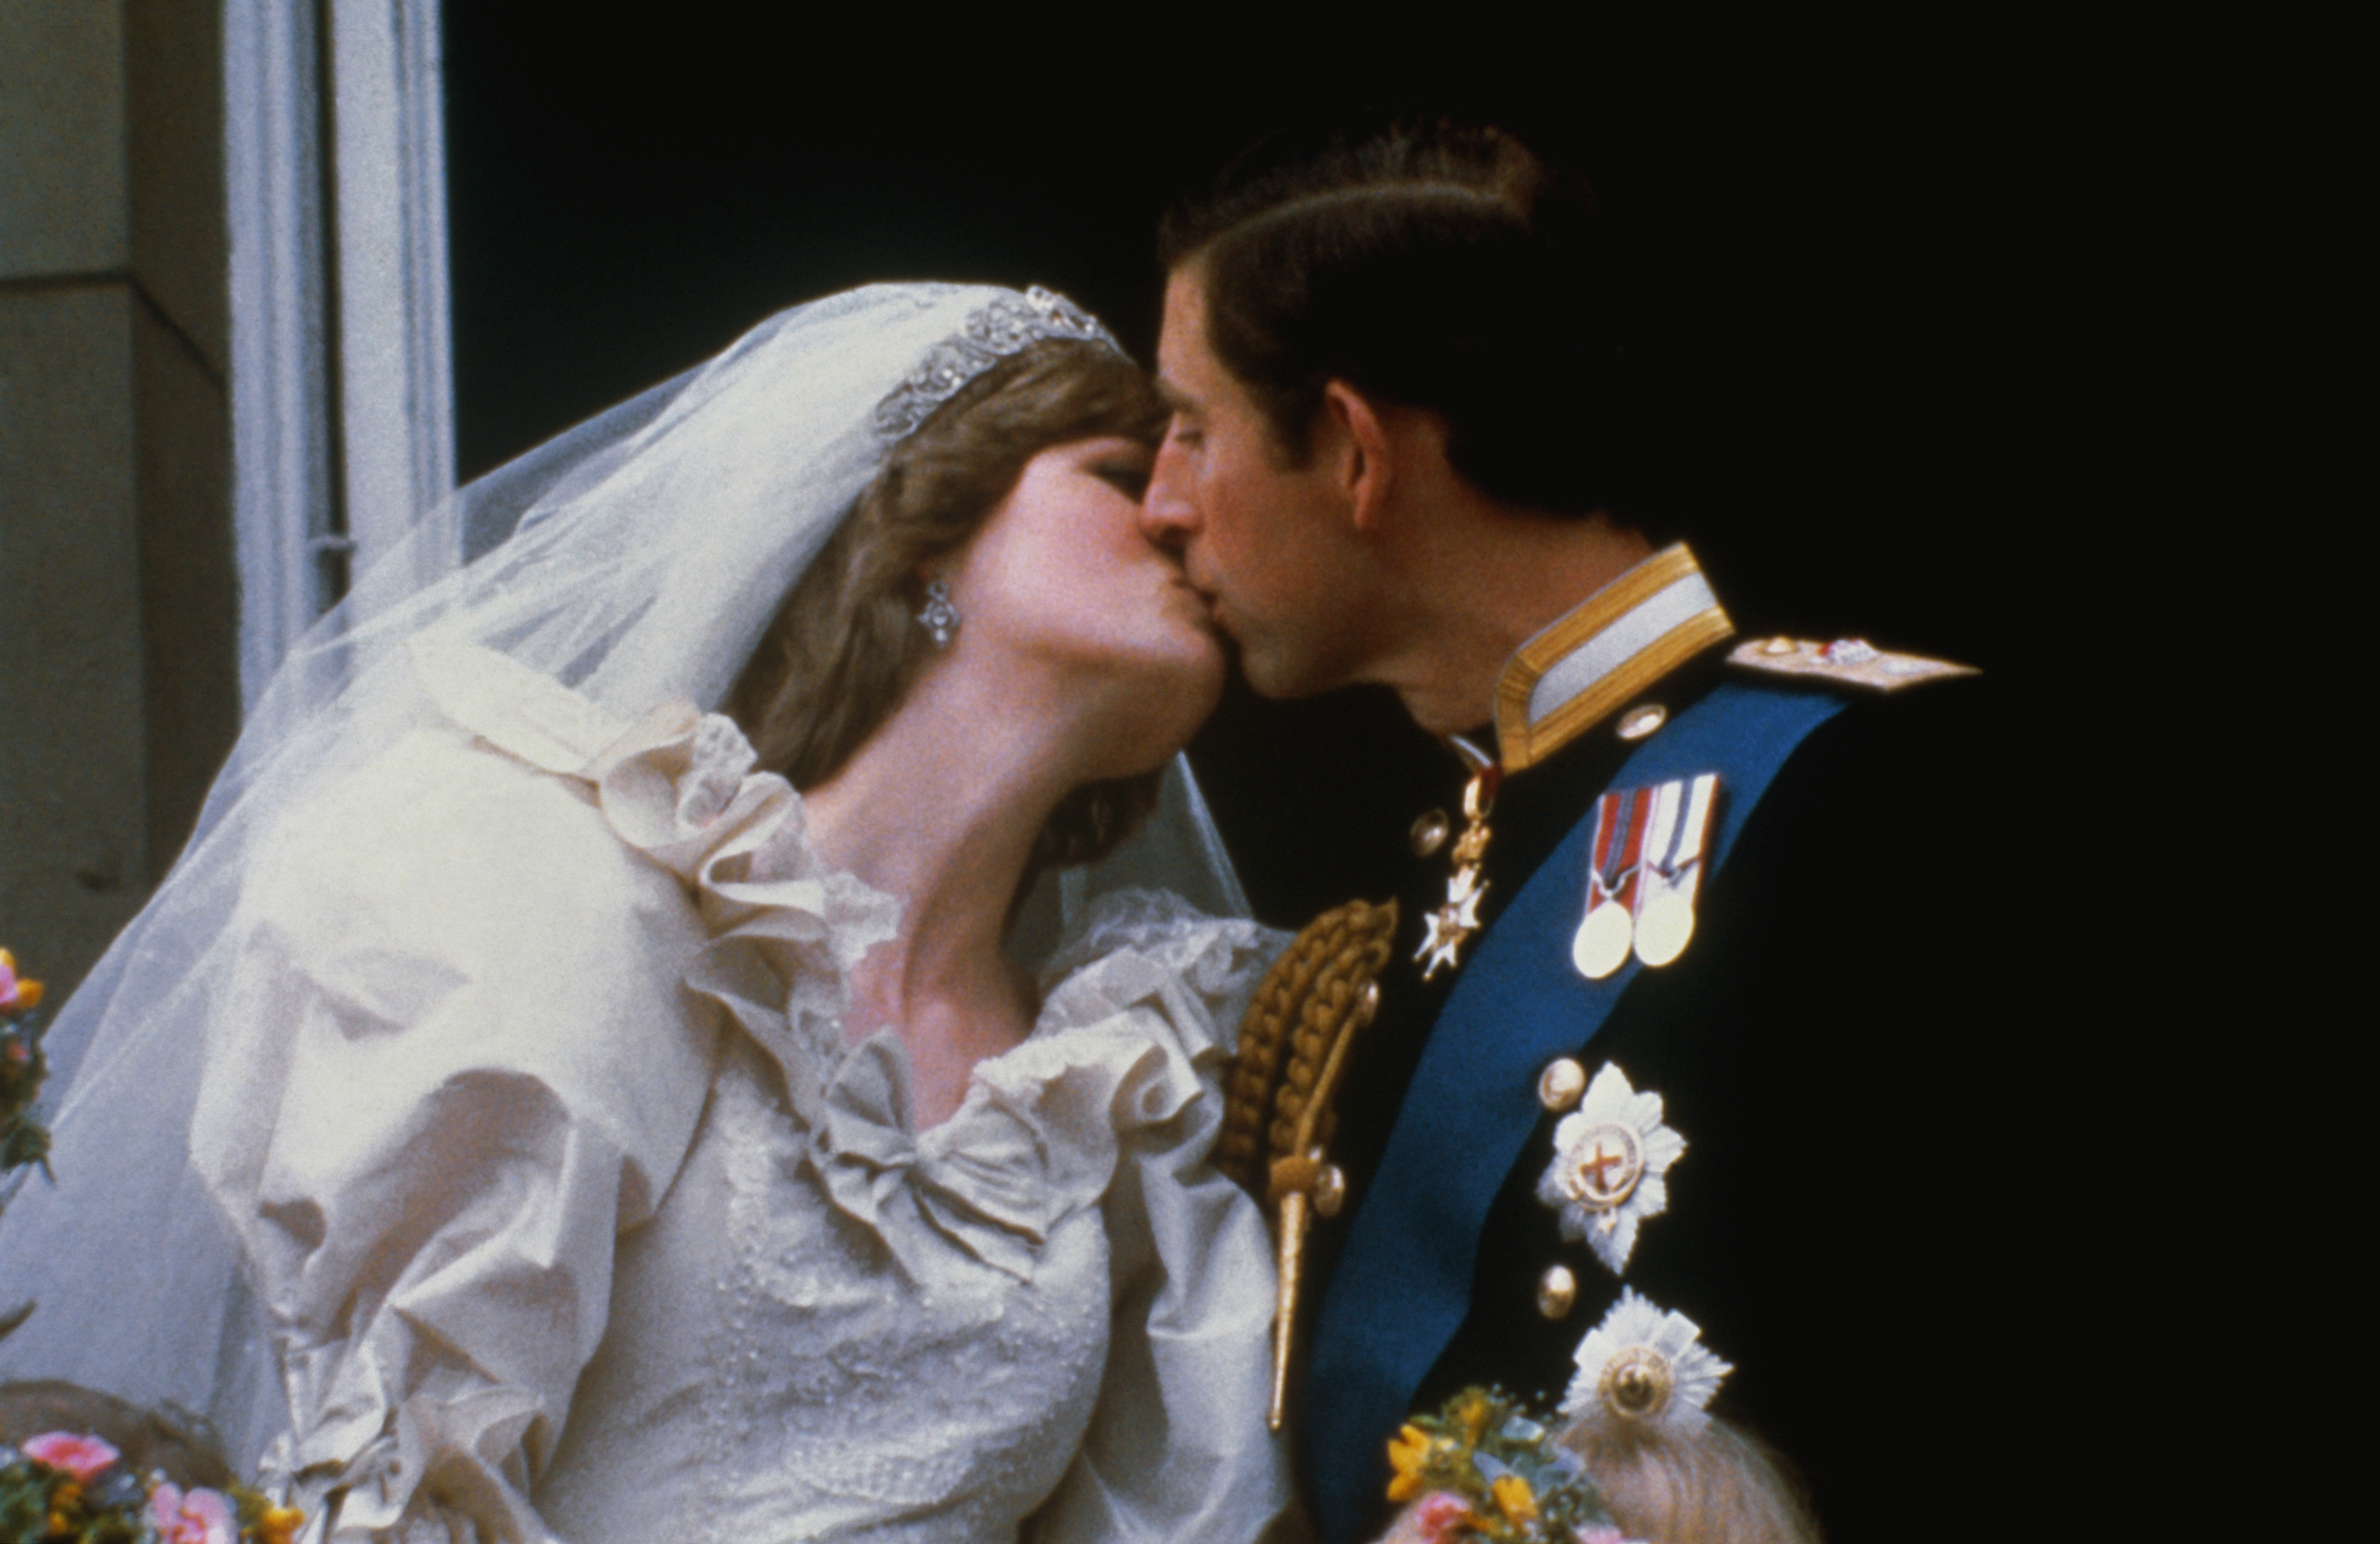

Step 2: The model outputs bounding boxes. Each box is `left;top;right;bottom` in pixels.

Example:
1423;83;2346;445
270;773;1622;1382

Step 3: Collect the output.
1154;379;1199;415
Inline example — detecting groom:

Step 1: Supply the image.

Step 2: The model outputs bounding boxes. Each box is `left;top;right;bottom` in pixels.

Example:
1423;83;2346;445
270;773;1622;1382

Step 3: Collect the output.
1144;124;2008;1541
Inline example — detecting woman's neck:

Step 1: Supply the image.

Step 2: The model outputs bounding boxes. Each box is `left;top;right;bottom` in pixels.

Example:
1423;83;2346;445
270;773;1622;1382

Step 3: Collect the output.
798;664;1091;1124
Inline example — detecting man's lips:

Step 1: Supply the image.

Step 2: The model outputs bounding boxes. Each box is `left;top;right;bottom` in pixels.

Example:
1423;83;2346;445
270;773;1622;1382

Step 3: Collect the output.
1177;573;1226;630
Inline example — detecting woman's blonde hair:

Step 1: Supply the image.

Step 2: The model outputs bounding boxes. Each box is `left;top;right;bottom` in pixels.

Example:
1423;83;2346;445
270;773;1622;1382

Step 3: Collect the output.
725;337;1171;874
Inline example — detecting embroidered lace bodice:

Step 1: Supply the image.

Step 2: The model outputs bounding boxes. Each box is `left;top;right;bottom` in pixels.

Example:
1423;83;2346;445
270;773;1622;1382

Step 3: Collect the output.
196;648;1289;1544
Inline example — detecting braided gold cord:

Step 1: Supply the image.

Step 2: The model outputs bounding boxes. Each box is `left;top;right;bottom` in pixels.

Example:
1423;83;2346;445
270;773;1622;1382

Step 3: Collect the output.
1226;897;1399;1432
1217;899;1398;1193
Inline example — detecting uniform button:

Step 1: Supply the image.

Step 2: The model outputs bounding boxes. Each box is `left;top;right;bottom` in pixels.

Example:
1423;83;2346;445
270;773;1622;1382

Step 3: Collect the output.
1410;809;1451;856
1311;1164;1347;1218
1616;702;1667;740
1537;1057;1587;1113
1537;1264;1578;1321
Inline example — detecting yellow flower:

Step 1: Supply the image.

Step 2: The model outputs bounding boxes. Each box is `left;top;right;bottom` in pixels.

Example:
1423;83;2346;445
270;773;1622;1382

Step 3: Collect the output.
1492;1473;1537;1525
1386;1423;1434;1503
0;946;39;1012
260;1503;309;1544
1453;1390;1490;1438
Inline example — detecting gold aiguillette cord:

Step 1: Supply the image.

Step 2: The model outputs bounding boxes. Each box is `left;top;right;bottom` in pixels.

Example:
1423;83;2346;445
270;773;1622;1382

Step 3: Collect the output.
1265;976;1378;1430
1218;897;1398;1431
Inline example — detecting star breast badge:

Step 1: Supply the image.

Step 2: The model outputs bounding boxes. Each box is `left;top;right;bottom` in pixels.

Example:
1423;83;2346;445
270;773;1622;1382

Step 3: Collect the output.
1534;1062;1684;1277
1416;865;1486;980
1560;1288;1732;1435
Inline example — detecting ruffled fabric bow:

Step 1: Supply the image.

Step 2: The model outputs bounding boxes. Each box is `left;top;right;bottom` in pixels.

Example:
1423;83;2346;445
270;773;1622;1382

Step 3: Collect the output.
414;642;1268;1291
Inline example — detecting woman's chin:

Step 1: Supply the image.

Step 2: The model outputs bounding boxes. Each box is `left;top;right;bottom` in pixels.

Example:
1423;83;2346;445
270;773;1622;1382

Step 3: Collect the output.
1086;654;1224;776
1167;646;1229;738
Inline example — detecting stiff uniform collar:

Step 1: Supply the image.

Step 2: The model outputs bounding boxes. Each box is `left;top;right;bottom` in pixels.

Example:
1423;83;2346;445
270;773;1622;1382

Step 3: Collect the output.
1490;544;1735;771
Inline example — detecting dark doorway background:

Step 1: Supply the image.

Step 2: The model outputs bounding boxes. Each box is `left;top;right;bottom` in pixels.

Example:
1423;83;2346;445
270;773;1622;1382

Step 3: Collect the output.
444;23;2036;929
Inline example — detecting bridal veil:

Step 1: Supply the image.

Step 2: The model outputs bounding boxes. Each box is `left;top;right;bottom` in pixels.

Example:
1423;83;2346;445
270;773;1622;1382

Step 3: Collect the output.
0;284;1252;1475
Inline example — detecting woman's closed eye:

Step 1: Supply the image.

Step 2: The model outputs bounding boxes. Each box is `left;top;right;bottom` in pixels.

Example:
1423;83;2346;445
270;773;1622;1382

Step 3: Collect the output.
1092;461;1151;500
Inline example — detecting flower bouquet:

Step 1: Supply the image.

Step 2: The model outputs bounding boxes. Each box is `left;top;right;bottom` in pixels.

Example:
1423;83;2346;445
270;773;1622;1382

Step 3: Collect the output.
0;1431;302;1544
2;947;52;1344
1;949;48;1187
0;956;308;1542
1385;1387;1639;1544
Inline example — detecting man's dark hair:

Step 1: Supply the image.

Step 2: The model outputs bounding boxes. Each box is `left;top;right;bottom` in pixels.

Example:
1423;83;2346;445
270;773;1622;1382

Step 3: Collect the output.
1158;120;1631;518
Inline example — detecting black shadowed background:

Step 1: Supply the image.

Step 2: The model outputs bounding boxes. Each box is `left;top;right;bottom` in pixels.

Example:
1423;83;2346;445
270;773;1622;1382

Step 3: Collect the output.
443;22;2046;930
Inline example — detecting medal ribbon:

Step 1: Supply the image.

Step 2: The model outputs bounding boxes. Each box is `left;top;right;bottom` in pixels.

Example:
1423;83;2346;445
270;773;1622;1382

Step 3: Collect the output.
1586;786;1652;909
1635;773;1720;919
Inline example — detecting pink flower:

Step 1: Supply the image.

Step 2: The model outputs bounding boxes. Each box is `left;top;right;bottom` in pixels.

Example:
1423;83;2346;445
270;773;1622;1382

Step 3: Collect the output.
148;1483;238;1544
22;1430;120;1480
1411;1491;1474;1543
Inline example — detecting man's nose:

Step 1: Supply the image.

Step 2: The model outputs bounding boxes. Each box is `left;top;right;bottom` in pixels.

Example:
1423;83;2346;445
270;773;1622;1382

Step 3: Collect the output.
1139;437;1198;551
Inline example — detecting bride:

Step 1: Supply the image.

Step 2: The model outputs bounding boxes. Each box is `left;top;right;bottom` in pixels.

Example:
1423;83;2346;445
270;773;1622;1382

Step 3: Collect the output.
0;284;1291;1542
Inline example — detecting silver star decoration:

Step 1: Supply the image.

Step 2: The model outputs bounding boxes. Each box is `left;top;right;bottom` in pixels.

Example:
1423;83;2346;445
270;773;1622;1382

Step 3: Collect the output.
1533;1062;1686;1276
1415;866;1486;980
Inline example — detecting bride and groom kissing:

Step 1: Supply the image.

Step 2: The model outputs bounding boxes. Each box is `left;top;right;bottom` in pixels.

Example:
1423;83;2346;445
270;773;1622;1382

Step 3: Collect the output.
0;119;1993;1542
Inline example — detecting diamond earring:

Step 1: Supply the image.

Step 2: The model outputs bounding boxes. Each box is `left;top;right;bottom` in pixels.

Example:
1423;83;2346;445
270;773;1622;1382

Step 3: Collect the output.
917;578;960;647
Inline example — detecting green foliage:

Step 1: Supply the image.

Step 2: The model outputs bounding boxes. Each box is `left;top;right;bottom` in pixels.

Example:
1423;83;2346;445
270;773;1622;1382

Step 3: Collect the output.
0;1456;144;1544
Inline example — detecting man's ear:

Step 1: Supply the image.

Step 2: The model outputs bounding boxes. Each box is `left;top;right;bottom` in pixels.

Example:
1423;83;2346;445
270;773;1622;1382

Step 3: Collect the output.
1319;380;1396;535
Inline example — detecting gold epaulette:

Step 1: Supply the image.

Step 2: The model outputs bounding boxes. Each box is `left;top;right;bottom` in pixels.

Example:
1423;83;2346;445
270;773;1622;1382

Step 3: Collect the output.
1221;896;1398;1430
1728;635;1979;692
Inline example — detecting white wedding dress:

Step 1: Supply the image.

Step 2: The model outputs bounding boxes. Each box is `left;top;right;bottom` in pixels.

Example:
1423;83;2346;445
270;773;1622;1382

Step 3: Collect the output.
189;644;1290;1543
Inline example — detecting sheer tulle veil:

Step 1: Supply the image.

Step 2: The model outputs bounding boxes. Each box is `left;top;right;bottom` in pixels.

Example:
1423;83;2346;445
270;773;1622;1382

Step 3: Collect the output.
0;283;1250;1467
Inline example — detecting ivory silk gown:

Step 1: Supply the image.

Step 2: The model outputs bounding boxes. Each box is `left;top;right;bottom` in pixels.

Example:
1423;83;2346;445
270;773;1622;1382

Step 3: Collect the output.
190;648;1290;1543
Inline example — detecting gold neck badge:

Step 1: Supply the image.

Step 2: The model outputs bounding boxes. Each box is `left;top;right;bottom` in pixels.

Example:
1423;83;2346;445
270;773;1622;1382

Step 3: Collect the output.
1415;741;1497;981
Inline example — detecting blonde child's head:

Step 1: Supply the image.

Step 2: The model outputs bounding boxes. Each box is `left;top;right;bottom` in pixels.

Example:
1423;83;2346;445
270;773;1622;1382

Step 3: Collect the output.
1555;1405;1818;1544
1379;1289;1821;1544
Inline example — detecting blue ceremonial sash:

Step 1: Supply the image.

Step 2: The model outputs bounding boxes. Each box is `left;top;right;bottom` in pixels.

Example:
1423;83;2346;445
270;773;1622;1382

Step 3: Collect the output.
1305;680;1850;1543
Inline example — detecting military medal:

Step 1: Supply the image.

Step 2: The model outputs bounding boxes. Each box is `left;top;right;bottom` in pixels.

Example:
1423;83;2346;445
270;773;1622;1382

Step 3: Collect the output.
1631;773;1719;968
1571;786;1648;980
1571;774;1722;980
1570;900;1633;981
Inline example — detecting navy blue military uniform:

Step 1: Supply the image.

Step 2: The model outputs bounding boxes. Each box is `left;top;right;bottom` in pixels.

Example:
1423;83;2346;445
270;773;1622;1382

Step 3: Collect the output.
1291;574;2008;1542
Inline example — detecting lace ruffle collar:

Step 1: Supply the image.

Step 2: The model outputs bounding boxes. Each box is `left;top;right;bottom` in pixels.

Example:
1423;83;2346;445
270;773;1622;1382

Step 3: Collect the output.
412;644;1279;1284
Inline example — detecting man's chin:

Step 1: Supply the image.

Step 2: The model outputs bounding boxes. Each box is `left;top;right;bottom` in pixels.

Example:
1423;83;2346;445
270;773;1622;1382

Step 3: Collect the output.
1234;642;1334;703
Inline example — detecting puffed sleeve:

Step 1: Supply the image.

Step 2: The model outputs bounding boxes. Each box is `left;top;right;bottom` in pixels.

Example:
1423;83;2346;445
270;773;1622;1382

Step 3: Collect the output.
1025;892;1296;1544
191;725;722;1544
